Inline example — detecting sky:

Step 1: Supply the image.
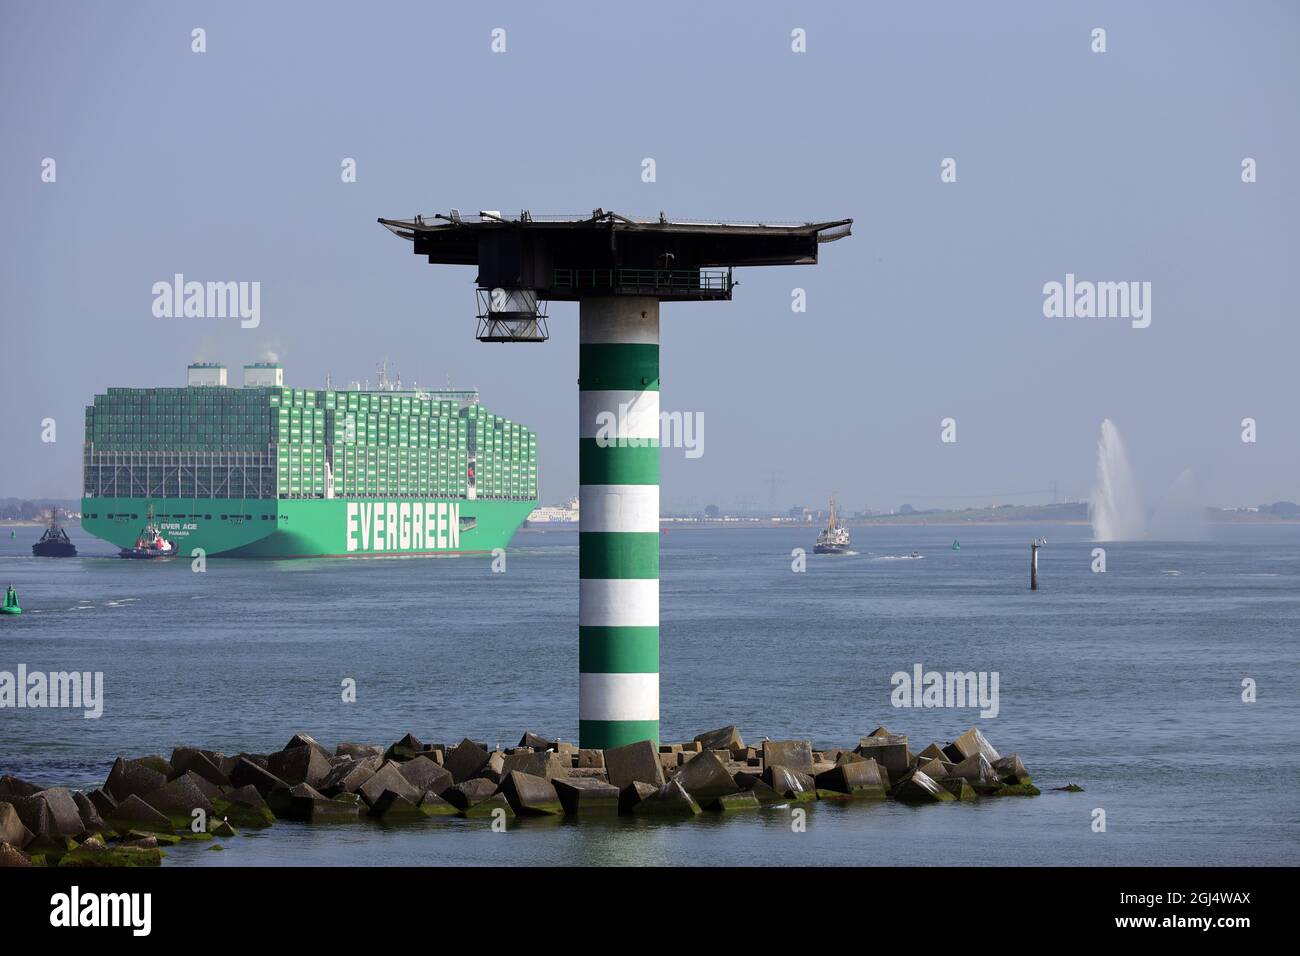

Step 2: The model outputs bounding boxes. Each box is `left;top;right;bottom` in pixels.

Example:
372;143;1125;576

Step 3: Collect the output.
1;0;1297;513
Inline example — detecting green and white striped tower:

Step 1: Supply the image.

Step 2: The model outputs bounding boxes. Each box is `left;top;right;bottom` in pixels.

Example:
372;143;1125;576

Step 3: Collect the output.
378;208;852;755
578;297;660;749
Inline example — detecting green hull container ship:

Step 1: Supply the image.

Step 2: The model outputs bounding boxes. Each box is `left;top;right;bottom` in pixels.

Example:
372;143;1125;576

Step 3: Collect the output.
80;363;538;558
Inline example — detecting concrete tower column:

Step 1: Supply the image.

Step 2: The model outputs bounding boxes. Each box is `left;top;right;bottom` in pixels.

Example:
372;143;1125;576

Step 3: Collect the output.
578;296;660;749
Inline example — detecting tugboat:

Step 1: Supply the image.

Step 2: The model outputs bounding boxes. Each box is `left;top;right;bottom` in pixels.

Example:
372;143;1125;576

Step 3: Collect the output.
814;497;852;554
118;506;176;559
32;511;78;557
1;586;21;615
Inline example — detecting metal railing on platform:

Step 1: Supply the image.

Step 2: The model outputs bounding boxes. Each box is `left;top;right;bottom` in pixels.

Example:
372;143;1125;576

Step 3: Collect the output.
552;268;732;295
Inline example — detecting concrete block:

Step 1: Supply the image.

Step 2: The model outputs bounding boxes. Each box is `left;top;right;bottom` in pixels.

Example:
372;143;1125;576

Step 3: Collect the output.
605;739;665;790
500;750;568;781
671;750;740;802
443;738;491;783
169;747;232;788
0;801;34;848
499;771;563;816
444;777;498;811
553;778;621;816
142;774;214;825
384;732;430;762
764;765;816;799
741;779;785;804
105;794;173;833
104;757;167;802
336;743;384;760
398;755;453;795
853;734;910;774
87;788;117;819
942;727;1001;764
229;757;289;797
618;781;658;814
462;792;514;819
918;743;947;761
0;775;42;799
318;755;381;796
268;745;332;787
370;790;433;820
694;725;745;751
518;731;557;751
892;770;955;804
418;791;459;815
992;753;1032;785
948;753;1004;793
213;785;275;827
0;843;31;866
762;740;814;772
359;761;421;809
478;751;506;784
282;733;331;757
577;749;605;769
286;782;350;822
632;778;701;817
706;791;761;813
940;778;977;800
916;758;949;780
814;757;888;798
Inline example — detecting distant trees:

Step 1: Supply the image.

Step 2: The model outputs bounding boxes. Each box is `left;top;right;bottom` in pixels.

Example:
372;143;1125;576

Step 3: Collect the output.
0;499;75;520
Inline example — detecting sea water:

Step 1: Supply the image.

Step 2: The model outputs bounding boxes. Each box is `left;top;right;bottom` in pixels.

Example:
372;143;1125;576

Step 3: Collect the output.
1;522;1297;866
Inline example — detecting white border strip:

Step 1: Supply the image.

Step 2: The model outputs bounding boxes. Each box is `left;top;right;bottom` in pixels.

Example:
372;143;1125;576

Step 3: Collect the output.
579;578;659;627
579;672;660;721
580;484;660;534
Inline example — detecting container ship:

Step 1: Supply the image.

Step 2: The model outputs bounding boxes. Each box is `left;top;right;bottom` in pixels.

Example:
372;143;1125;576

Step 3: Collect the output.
79;362;538;557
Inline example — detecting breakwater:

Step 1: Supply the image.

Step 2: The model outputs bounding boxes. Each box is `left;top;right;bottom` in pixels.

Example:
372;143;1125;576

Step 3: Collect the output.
0;725;1040;866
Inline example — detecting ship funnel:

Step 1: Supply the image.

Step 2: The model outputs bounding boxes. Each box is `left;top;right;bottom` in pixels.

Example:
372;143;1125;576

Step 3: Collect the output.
187;363;227;386
243;362;284;387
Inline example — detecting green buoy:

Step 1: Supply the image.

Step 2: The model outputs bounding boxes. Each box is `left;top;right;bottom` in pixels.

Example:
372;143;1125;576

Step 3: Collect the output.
1;585;21;615
952;540;960;551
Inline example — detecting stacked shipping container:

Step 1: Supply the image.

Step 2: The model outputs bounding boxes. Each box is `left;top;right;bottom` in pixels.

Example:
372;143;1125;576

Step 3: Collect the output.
84;382;538;503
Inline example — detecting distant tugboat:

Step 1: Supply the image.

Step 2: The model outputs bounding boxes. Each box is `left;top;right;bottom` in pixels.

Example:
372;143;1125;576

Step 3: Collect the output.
1;586;21;615
814;497;851;554
32;511;77;557
119;506;176;559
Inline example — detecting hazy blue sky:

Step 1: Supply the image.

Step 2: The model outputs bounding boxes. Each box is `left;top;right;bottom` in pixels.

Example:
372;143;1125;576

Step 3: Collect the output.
2;0;1297;512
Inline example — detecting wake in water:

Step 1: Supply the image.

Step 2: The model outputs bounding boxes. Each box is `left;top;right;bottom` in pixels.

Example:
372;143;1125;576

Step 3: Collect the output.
1090;419;1146;541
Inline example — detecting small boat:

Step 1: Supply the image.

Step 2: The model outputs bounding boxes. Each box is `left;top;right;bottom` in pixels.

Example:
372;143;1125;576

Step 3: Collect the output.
32;511;77;557
119;506;176;559
814;496;851;554
1;586;21;615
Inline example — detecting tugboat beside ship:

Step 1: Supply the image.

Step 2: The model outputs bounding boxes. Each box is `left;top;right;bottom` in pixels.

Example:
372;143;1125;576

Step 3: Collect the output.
31;510;78;557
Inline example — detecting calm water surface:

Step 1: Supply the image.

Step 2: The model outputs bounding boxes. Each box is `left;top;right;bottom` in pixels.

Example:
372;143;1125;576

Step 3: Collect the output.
2;521;1297;866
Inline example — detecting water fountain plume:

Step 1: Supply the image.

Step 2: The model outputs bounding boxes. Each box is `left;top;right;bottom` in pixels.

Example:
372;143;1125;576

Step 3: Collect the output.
1090;419;1146;541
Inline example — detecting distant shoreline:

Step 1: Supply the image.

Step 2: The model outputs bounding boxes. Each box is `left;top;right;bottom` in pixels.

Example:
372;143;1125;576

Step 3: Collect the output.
520;516;1300;532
